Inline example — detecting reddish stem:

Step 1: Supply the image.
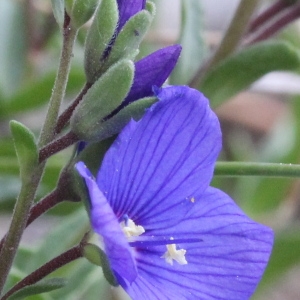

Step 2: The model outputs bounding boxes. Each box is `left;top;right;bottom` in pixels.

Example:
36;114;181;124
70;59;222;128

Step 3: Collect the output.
27;190;62;226
244;3;300;45
247;0;294;34
39;131;79;163
0;189;63;253
55;83;91;134
1;242;85;300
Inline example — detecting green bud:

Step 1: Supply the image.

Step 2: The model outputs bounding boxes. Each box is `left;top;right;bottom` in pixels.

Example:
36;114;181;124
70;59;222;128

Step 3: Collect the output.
83;243;118;286
100;9;153;74
84;0;119;83
92;96;157;141
67;0;100;29
70;59;134;142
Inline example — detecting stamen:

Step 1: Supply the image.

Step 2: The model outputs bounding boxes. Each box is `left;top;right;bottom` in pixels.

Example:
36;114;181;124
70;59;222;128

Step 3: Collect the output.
162;244;188;265
120;218;145;238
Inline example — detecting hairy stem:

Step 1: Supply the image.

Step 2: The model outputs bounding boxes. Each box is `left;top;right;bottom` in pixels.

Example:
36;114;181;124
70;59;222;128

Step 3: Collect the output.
55;82;91;134
38;14;78;147
39;131;79;163
0;189;62;253
0;166;44;294
0;14;77;294
1;240;86;300
189;0;259;88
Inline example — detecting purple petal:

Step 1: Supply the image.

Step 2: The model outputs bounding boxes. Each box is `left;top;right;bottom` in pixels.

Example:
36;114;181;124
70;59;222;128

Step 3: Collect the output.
124;187;274;300
97;86;222;230
75;162;137;283
123;45;182;106
117;0;146;32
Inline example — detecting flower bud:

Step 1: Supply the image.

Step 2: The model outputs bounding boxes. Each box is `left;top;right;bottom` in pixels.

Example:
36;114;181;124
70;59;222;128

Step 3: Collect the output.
70;59;134;142
84;0;119;83
66;0;100;29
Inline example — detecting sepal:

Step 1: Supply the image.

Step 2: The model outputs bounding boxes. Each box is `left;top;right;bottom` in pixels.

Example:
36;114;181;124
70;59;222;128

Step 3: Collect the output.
75;138;114;176
146;0;156;16
83;243;119;286
84;0;119;83
100;9;153;74
92;96;157;141
71;59;134;142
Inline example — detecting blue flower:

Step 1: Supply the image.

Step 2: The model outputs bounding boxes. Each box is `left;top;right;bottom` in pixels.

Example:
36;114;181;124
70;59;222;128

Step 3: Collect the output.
76;86;273;299
102;0;183;113
116;0;146;34
115;0;182;107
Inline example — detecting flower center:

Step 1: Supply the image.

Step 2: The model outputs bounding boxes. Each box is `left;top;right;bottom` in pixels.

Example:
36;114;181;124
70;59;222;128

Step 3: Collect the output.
162;243;188;265
120;217;145;238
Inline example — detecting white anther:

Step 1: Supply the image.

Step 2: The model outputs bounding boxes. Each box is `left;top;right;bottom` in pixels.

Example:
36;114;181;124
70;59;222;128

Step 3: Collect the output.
121;218;145;238
162;244;188;265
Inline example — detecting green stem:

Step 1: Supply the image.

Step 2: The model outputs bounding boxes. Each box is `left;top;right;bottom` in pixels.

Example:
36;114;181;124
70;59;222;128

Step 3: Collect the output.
189;0;259;88
215;162;300;178
39;14;78;147
0;14;77;295
0;165;44;294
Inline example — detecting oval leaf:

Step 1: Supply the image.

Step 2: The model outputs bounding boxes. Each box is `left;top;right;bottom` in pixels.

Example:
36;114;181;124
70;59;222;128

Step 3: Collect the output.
200;41;300;108
10;121;38;181
9;278;67;299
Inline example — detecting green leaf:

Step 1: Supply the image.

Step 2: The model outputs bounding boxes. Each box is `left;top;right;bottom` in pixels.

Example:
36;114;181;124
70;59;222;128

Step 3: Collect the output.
8;278;67;299
170;0;205;84
0;69;85;118
51;0;65;28
84;0;118;83
71;59;134;142
101;9;153;74
93;96;157;141
10;121;38;181
71;0;99;28
200;41;300;108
